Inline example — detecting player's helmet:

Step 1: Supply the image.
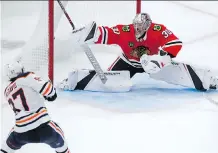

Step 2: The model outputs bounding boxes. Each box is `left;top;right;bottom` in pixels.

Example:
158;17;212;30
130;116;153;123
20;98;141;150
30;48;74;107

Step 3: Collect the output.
133;13;152;39
4;61;25;80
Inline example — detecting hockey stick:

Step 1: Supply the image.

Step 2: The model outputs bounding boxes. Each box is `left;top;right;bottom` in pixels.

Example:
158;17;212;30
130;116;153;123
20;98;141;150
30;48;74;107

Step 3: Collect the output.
82;44;108;84
57;0;75;29
57;0;107;84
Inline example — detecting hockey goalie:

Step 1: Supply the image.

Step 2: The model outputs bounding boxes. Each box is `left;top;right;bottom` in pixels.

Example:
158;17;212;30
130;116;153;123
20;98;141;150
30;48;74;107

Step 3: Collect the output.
57;12;218;92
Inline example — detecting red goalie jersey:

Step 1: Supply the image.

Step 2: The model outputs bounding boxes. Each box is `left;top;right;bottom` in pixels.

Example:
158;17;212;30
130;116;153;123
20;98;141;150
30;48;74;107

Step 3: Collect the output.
95;23;182;62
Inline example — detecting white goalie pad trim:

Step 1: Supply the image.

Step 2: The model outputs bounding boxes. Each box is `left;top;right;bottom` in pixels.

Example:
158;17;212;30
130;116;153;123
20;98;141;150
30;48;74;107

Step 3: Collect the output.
84;70;132;92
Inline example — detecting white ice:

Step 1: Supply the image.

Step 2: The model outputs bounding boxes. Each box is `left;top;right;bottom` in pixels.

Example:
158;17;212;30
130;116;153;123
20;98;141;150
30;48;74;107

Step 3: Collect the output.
1;1;218;153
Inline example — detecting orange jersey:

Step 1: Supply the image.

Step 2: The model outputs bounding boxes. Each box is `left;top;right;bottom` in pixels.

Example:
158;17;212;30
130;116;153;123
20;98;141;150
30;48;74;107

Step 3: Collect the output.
95;23;182;63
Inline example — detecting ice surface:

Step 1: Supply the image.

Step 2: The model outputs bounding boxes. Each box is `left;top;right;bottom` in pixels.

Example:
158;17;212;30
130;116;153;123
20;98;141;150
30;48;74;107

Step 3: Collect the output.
1;1;218;153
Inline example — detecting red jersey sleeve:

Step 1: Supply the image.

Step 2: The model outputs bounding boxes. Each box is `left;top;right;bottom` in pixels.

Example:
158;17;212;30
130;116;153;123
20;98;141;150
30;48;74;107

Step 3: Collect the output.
156;24;183;57
95;25;124;45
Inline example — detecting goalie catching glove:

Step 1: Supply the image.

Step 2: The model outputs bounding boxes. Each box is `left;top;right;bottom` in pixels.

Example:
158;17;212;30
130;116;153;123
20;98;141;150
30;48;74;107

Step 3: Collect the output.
140;50;172;74
72;21;100;44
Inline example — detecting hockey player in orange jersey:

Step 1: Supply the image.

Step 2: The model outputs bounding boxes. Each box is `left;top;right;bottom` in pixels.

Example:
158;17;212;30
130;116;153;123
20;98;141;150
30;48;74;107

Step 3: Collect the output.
58;13;218;92
1;61;71;153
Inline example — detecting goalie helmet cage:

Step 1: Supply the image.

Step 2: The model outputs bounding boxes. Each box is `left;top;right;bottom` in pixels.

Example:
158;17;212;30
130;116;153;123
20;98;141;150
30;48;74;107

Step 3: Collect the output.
19;0;141;83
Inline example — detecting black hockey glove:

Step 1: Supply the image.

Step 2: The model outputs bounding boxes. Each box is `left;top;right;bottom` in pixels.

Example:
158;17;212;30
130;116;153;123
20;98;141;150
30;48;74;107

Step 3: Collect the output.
44;92;57;102
159;49;175;58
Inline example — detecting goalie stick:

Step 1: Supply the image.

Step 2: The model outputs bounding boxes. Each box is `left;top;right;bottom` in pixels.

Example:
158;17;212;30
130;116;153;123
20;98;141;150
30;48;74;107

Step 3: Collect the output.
81;44;108;84
57;0;75;29
57;0;107;84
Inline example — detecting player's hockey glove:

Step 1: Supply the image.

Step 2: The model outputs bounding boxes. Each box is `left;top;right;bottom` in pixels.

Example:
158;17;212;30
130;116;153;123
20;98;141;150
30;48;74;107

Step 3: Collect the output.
44;92;57;102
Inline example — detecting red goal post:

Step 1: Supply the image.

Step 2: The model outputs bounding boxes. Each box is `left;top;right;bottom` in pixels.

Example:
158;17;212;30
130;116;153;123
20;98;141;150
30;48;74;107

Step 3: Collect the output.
136;0;141;14
49;0;54;83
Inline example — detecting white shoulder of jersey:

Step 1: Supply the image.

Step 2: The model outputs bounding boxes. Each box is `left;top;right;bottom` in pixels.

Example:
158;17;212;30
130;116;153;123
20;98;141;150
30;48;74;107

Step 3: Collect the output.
15;72;54;97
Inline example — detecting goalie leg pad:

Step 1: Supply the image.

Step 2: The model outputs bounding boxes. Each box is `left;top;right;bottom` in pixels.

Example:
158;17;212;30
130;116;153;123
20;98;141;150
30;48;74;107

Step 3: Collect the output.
58;69;132;92
150;62;215;91
57;69;78;91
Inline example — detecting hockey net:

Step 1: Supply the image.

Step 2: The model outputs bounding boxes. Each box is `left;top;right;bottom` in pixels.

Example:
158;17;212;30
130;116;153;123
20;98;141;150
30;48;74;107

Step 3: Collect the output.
16;0;141;83
17;0;66;82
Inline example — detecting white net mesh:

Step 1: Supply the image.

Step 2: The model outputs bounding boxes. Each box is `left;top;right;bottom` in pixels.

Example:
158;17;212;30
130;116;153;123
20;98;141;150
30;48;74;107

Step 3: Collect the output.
17;1;68;79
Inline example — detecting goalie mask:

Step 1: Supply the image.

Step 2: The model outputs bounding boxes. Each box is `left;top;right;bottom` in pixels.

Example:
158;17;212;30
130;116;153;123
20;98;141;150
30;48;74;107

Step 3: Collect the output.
133;13;152;39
